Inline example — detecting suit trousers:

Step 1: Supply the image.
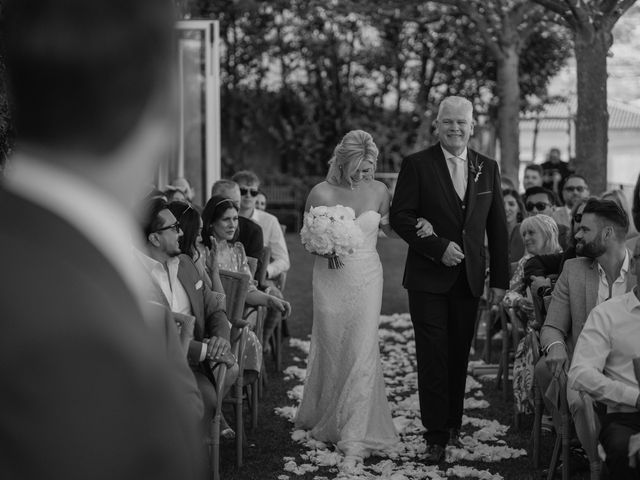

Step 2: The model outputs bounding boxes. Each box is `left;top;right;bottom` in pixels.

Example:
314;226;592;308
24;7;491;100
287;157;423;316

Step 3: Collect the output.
600;412;640;480
409;268;479;447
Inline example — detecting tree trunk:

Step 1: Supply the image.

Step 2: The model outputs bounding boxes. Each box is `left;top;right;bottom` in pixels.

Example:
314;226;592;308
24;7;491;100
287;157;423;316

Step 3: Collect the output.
495;44;520;187
574;28;610;194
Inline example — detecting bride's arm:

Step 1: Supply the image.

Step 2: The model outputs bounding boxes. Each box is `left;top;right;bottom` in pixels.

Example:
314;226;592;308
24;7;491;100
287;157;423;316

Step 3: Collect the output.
377;182;434;238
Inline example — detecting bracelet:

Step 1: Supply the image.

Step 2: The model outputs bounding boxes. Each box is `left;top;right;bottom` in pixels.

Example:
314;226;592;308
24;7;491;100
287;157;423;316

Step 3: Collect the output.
199;342;208;362
544;341;566;355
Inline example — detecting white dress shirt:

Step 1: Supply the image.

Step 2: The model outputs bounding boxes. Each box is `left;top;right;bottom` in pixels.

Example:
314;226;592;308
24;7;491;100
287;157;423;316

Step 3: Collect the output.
250;208;290;278
135;250;192;316
596;250;630;304
441;146;468;199
568;289;640;413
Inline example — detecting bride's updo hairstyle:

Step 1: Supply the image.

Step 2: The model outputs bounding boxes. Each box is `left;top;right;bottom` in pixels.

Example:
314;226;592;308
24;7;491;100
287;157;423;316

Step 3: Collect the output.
326;130;379;186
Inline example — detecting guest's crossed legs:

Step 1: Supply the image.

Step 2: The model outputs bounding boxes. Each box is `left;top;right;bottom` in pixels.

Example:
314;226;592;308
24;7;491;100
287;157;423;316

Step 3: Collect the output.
409;272;479;447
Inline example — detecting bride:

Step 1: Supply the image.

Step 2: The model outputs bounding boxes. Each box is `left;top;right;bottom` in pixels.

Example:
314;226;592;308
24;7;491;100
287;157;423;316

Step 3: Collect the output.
294;130;432;466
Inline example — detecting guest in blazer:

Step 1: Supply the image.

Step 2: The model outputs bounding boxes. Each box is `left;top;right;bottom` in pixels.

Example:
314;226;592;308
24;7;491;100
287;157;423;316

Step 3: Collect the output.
538;198;636;472
0;1;204;479
136;197;236;434
390;96;509;463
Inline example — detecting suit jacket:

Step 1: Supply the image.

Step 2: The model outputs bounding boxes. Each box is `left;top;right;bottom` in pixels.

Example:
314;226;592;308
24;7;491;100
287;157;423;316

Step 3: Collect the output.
238;216;264;261
0;187;202;480
390;143;509;296
541;255;638;356
145;254;230;363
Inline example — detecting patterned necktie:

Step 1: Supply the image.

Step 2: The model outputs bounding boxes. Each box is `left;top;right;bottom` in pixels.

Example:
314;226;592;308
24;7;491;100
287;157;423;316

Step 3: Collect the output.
451;157;466;200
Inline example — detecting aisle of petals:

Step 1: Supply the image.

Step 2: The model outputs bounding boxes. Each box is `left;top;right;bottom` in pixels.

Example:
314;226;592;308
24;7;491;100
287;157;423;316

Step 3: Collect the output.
275;313;526;480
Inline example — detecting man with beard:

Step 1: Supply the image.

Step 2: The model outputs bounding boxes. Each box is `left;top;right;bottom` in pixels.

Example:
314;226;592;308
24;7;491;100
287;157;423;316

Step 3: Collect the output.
535;198;637;474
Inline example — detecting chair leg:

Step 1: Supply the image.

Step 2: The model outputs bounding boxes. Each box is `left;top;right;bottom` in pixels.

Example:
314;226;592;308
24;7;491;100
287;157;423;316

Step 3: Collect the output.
561;411;570;480
235;379;243;468
275;319;282;372
532;382;542;468
211;364;226;480
547;435;561;480
251;383;259;430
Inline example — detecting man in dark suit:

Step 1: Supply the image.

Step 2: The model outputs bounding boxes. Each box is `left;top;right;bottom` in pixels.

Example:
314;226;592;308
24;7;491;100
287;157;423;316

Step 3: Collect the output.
0;1;204;479
390;96;509;463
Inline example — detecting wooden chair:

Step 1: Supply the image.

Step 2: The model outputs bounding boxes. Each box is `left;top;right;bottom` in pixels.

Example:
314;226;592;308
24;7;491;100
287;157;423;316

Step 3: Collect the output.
207;362;228;480
219;270;252;468
495;261;522;399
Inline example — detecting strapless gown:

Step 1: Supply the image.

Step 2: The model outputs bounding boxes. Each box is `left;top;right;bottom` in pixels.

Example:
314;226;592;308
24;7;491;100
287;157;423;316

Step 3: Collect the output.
294;210;399;457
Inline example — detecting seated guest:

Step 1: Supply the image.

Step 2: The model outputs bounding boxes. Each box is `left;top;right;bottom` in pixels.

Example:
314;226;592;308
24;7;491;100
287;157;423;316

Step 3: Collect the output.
502;215;561;415
602;188;638;239
523;186;571;250
211;179;264;261
136;197;237;436
537;198;637;473
202;196;291;375
568;238;640;480
557;174;591;226
232;170;290;345
167;201;223;294
524;197;590;295
255;191;267;211
232;170;290;281
503;188;525;263
503;214;562;321
523;164;544;191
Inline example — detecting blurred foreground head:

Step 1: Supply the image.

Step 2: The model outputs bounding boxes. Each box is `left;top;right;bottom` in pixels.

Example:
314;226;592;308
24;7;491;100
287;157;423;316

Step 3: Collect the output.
1;0;176;157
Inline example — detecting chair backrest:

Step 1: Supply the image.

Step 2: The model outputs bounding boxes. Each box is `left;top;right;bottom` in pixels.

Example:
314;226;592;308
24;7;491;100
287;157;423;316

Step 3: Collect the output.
255;246;270;288
219;270;250;327
246;257;258;277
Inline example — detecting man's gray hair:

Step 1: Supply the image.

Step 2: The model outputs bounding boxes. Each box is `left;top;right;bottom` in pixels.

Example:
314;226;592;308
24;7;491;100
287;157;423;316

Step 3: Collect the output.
437;96;474;120
211;179;238;197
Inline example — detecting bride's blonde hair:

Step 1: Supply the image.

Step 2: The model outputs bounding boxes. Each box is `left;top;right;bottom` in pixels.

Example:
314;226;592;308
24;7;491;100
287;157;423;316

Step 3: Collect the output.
326;130;379;186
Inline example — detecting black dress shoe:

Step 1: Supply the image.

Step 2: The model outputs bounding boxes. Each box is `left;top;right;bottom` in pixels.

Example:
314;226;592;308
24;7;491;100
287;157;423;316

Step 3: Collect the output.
449;428;464;448
423;444;446;464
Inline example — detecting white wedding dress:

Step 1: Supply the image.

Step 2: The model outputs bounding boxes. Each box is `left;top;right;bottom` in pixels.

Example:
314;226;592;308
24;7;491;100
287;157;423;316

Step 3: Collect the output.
295;210;399;458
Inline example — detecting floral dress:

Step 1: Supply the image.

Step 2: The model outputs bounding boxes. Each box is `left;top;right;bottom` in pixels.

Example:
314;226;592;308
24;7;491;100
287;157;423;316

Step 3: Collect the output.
216;241;262;374
503;254;537;415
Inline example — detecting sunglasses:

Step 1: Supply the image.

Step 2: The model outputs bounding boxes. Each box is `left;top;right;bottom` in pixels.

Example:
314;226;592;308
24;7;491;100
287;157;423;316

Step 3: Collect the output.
563;185;586;193
525;202;550;212
154;221;180;234
573;213;583;223
239;187;259;197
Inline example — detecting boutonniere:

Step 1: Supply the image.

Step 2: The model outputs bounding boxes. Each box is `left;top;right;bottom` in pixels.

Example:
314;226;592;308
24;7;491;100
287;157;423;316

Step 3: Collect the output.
469;153;484;183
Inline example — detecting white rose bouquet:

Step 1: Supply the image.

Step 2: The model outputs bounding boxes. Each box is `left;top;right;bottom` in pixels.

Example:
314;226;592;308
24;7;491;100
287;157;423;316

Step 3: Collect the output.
300;205;364;269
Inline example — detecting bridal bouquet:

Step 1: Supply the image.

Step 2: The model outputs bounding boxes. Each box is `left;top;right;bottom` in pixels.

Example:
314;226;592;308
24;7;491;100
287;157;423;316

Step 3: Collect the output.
300;205;364;269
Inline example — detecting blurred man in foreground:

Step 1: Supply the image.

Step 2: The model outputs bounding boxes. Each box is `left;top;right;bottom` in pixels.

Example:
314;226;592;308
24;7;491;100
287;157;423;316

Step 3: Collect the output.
0;1;204;479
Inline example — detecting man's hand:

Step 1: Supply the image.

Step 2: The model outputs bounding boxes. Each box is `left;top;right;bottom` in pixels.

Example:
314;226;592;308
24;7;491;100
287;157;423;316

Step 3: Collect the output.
206;336;230;360
488;288;506;306
267;295;292;318
545;343;568;378
629;432;640;468
415;218;435;238
441;241;464;267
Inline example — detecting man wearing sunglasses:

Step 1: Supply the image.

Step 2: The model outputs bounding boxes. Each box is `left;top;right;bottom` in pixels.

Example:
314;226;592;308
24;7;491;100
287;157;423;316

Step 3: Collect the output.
524;186;571;250
232;170;291;346
560;174;591;221
232;170;290;281
136;198;235;435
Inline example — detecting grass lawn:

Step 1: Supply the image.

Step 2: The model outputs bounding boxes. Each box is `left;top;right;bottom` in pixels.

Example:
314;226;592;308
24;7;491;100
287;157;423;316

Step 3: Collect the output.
219;234;589;479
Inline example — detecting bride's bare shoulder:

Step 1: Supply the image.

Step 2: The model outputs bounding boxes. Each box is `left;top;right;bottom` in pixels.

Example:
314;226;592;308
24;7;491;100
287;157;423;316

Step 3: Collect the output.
306;181;335;207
